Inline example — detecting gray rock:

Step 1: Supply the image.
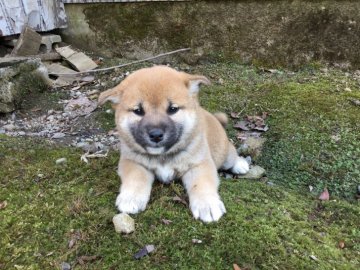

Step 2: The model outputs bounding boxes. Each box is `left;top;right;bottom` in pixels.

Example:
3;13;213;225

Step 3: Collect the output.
238;165;266;179
237;137;266;159
61;262;71;270
55;158;67;165
52;132;65;139
0;58;50;113
113;213;135;234
2;123;16;131
47;115;55;121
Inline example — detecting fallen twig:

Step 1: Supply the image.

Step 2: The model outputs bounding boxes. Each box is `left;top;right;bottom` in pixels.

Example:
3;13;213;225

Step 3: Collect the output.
49;48;191;76
80;150;108;163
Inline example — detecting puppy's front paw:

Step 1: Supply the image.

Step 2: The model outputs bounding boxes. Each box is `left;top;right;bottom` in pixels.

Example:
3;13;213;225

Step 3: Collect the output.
190;194;226;223
115;191;150;214
231;156;250;175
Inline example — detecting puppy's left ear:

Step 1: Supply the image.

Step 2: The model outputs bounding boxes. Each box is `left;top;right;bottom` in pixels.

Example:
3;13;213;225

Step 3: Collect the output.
98;87;122;106
184;74;211;94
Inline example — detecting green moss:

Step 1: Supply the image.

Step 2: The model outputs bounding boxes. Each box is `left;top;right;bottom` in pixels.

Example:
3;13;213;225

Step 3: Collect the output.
0;136;359;269
197;63;360;199
1;63;359;269
84;3;193;52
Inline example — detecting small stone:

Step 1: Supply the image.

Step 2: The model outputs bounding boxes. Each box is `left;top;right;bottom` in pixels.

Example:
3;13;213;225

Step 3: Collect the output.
106;109;113;114
113;213;135;234
87;89;100;95
52;132;65;139
17;131;25;136
47;115;55;121
61;262;71;270
192;239;203;244
94;142;105;151
357;185;360;195
48;109;54;115
76;141;89;149
56;158;67;165
237;137;266;159
0;129;5;134
3;123;16;131
238;165;266;179
88;94;98;100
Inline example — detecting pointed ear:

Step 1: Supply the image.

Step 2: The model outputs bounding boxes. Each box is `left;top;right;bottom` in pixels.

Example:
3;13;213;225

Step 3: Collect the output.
184;74;211;94
98;87;122;106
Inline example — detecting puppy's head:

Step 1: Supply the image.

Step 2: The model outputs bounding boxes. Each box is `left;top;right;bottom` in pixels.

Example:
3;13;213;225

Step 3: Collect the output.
98;66;210;155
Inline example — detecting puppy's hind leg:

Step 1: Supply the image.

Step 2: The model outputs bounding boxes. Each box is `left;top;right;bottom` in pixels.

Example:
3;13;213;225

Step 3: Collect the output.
222;142;249;175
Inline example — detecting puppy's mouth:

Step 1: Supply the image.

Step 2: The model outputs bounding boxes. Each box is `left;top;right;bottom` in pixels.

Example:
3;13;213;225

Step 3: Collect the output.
130;125;183;155
145;146;165;155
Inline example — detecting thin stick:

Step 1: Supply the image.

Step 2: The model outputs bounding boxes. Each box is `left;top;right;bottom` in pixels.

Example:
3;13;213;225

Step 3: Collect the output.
49;47;191;76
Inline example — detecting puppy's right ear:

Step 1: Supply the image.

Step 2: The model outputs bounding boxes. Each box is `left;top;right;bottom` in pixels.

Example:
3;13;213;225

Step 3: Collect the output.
98;87;121;106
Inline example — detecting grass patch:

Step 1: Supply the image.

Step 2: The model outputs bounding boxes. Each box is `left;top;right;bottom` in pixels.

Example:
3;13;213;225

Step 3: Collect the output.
1;63;360;269
196;63;360;199
0;136;359;269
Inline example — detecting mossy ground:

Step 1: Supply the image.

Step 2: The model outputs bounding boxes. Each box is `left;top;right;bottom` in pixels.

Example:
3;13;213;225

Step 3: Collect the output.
1;63;359;269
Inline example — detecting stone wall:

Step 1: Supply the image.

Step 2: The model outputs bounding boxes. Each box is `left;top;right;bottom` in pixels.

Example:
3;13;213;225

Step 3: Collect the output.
60;1;360;68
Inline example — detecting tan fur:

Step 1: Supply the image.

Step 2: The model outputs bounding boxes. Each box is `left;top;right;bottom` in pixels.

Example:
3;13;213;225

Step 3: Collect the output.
98;66;249;223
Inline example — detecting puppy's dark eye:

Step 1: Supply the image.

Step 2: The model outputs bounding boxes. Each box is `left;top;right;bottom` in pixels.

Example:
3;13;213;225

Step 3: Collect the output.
133;106;145;116
167;105;179;115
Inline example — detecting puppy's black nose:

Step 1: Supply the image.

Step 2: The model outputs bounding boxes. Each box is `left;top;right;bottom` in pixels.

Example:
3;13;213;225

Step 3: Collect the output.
148;128;164;143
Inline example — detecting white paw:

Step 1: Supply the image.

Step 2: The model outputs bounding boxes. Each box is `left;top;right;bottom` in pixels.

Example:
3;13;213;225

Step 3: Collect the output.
115;191;150;214
231;156;250;175
190;194;226;223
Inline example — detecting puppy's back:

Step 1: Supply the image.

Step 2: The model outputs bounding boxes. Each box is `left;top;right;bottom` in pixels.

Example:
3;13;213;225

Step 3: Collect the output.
200;108;230;169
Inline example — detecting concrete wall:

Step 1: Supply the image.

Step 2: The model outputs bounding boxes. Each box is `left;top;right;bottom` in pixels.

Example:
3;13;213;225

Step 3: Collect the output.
60;1;360;68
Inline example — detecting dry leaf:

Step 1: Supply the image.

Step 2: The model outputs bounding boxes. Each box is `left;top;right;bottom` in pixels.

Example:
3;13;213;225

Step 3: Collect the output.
338;241;345;249
309;255;318;261
319;188;330;201
77;255;100;265
133;245;155;259
71;86;81;91
230;112;240;119
0;201;7;210
30;107;41;112
233;263;242;270
349;98;360;106
234;121;250;131
161;219;172;225
172;195;188;206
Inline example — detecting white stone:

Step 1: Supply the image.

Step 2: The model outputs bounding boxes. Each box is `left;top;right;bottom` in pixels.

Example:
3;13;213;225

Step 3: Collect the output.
238;165;266;179
113;213;135;234
55;158;67;165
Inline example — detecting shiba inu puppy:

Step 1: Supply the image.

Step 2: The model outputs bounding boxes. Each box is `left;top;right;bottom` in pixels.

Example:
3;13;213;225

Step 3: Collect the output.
98;66;249;222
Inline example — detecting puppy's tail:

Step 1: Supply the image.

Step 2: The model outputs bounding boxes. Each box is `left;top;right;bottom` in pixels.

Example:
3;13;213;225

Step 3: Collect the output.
213;112;228;128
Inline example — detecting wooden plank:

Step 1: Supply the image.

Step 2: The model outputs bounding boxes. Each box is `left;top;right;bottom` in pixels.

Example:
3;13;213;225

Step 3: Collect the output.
11;26;42;56
67;52;98;72
55;46;75;58
55;46;98;72
45;63;77;75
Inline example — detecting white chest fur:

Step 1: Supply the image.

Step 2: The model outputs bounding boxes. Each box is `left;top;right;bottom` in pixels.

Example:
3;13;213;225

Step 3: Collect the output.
155;165;175;184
